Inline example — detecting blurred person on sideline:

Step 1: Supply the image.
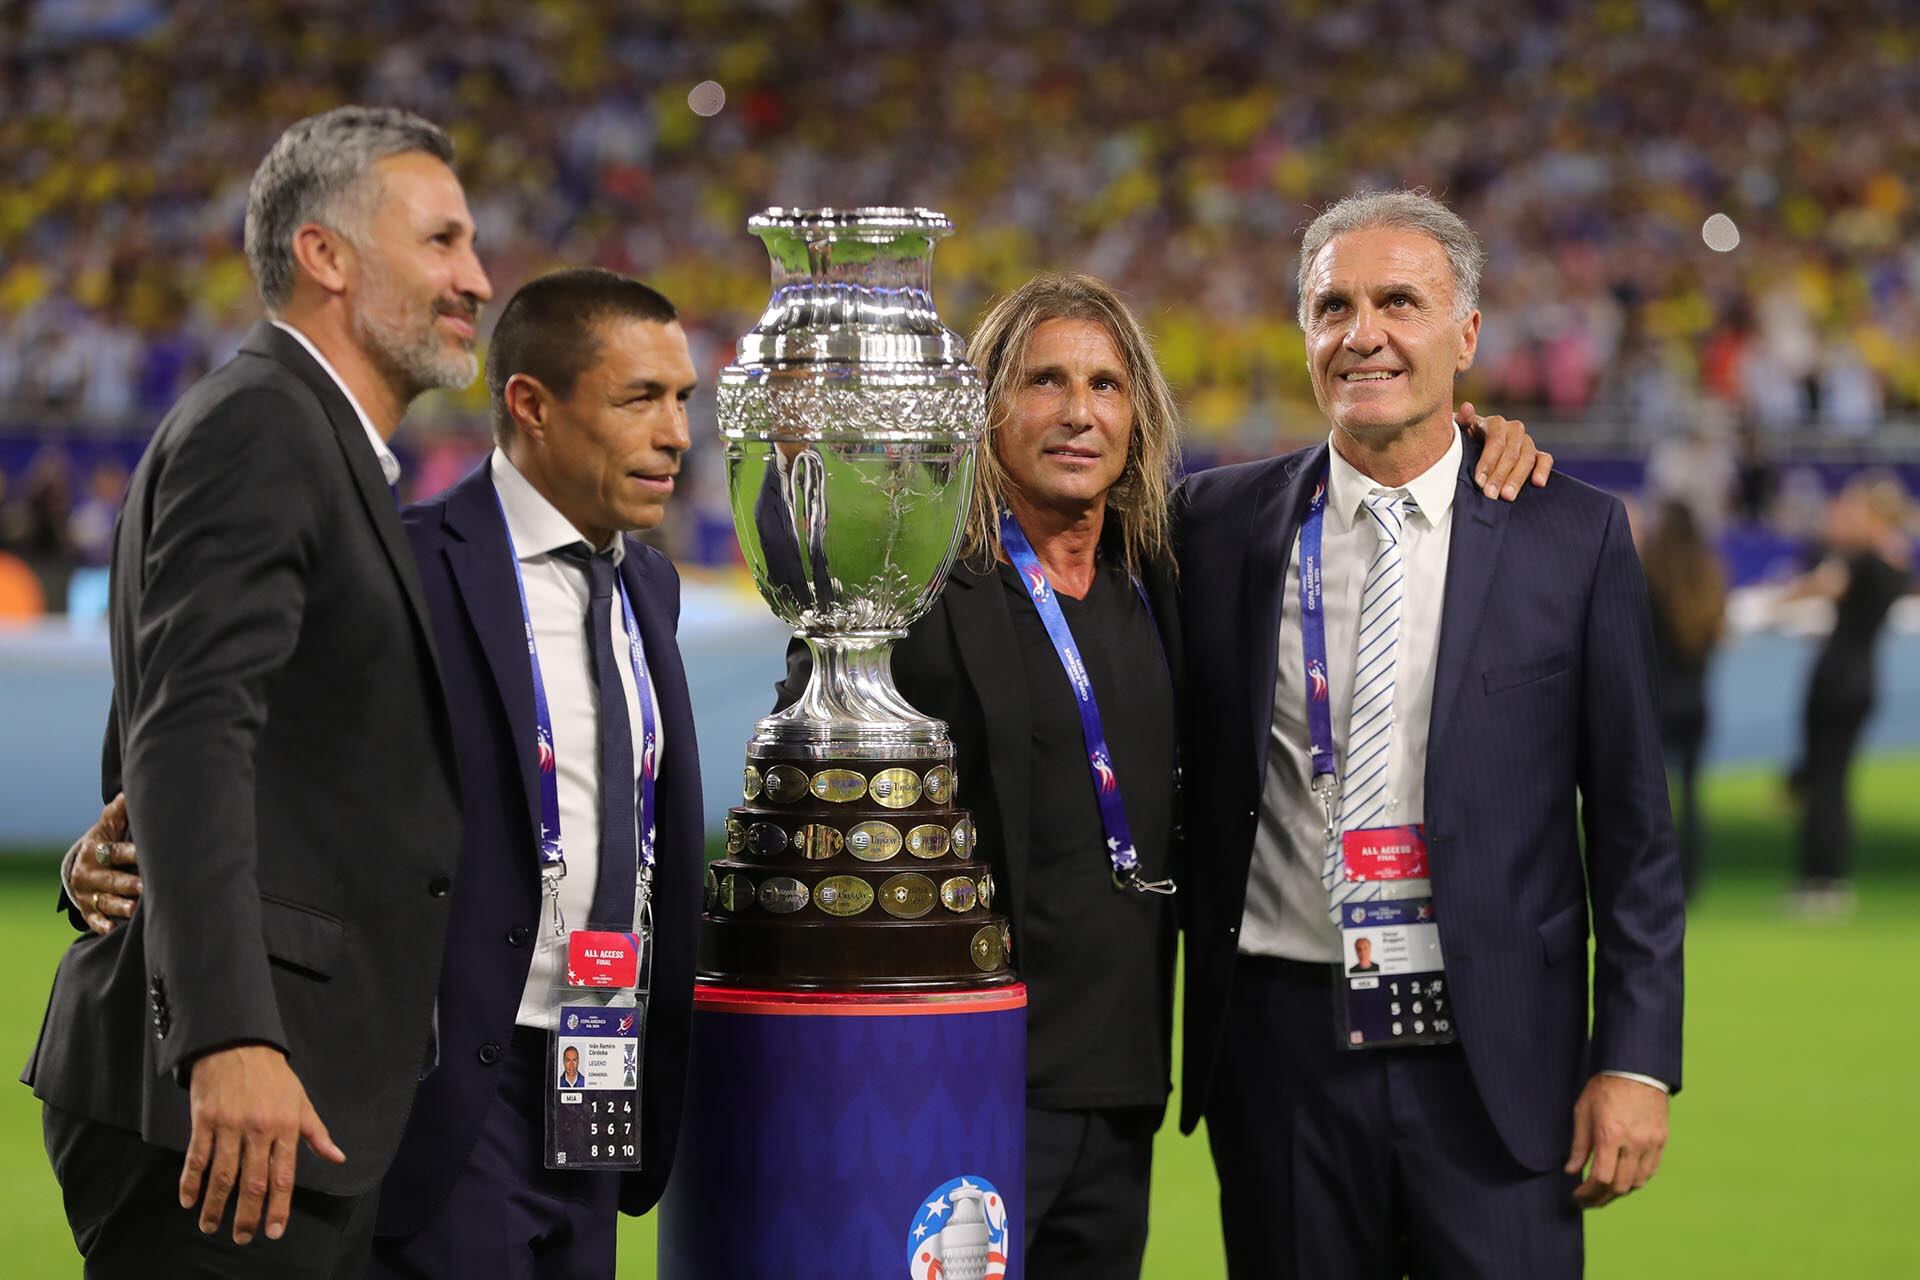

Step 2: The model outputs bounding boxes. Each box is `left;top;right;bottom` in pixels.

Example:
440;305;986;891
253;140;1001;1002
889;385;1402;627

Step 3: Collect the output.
23;106;490;1276
1784;474;1914;917
1639;500;1727;899
773;271;1548;1278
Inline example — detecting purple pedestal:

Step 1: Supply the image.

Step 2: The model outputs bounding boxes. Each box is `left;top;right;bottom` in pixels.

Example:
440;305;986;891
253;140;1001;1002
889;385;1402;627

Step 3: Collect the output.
659;984;1027;1278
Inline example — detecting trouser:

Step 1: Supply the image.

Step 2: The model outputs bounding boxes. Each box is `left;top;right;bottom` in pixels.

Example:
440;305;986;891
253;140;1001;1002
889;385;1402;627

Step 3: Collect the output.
1205;957;1583;1280
1799;704;1870;882
1024;1103;1158;1278
43;1103;377;1279
371;1026;620;1280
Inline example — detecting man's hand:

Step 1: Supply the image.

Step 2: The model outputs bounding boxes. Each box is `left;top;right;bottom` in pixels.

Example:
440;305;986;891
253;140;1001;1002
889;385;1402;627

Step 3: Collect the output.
1456;401;1554;500
1564;1073;1668;1209
180;1044;346;1243
61;793;141;936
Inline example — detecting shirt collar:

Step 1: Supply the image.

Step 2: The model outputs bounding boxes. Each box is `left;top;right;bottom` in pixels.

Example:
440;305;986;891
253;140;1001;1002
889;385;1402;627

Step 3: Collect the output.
270;319;401;487
1325;427;1463;531
490;448;625;566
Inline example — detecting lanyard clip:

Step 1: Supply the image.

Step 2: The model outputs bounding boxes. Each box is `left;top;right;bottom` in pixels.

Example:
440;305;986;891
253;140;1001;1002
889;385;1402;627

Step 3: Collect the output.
1114;868;1178;896
1311;774;1338;842
541;862;566;939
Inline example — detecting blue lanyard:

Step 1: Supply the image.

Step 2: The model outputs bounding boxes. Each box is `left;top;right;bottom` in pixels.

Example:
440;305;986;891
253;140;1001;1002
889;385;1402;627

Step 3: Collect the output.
999;510;1175;896
1297;465;1339;840
493;487;659;923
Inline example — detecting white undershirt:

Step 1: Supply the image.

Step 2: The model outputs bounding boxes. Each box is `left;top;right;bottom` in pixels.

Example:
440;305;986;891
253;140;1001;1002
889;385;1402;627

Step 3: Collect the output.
269;320;401;486
490;449;664;1030
1241;429;1460;962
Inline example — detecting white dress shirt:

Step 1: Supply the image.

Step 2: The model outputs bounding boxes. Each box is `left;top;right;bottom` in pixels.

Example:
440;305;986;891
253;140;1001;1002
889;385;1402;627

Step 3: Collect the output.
270;320;401;486
1240;429;1460;962
491;449;665;1031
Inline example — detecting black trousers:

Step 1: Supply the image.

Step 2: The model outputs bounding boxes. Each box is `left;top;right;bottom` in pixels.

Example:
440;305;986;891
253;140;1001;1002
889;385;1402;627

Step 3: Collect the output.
43;1104;377;1279
1799;703;1870;882
371;1027;620;1280
1205;959;1582;1280
1024;1104;1158;1279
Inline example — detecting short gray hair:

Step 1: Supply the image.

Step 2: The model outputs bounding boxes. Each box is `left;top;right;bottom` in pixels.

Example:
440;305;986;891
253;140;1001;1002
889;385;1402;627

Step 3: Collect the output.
1295;189;1485;327
244;106;456;312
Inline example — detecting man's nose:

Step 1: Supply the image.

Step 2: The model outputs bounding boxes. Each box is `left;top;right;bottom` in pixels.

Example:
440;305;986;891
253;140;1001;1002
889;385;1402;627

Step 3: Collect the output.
457;246;493;304
1063;379;1097;429
1343;305;1385;353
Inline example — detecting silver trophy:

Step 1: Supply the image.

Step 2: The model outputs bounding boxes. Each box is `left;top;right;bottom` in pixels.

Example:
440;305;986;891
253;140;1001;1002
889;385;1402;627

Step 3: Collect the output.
705;208;1010;990
719;207;984;758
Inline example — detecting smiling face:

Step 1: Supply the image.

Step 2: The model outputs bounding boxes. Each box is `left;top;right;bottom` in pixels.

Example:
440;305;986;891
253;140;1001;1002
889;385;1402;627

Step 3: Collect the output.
996;317;1134;521
345;151;493;397
508;316;698;547
1302;226;1479;447
563;1047;579;1077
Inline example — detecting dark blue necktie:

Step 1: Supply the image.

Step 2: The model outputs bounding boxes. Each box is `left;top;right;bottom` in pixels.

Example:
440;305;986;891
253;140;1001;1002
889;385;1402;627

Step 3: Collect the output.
566;545;638;930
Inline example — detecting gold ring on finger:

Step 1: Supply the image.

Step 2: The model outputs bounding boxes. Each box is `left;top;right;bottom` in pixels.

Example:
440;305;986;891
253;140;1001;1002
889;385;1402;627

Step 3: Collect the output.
92;892;103;913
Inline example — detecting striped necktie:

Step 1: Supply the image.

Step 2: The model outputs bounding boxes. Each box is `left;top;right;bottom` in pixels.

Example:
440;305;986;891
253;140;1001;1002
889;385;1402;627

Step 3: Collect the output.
1326;488;1412;914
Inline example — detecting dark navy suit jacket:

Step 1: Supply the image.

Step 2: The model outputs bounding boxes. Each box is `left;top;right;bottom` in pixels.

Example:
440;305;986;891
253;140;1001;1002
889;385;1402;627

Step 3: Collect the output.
1175;435;1684;1172
375;463;704;1233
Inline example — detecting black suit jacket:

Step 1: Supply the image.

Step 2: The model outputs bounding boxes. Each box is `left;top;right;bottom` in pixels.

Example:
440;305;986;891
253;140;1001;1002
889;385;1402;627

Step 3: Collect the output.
773;553;1182;1009
374;462;703;1233
24;322;464;1197
1175;437;1685;1170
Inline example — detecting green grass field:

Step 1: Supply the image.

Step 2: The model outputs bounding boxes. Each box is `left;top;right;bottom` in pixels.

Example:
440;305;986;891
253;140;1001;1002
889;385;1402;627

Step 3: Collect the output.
3;758;1916;1277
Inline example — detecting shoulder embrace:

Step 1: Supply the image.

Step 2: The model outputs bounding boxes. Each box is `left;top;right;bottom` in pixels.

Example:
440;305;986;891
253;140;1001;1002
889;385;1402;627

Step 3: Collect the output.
1177;445;1315;526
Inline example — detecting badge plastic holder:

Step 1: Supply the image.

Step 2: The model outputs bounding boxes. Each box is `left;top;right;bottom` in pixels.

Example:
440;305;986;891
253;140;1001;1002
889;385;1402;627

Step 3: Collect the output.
543;898;652;1171
1333;825;1456;1051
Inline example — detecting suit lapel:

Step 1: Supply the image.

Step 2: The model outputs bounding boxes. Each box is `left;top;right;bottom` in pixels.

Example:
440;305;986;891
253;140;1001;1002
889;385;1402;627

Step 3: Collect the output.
1242;444;1328;794
1428;441;1510;755
245;323;445;684
441;465;542;840
943;564;1035;943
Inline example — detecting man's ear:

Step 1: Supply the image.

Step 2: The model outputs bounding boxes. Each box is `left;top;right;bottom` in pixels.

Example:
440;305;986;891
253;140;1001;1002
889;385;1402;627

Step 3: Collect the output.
290;223;353;297
503;373;551;442
1456;308;1482;373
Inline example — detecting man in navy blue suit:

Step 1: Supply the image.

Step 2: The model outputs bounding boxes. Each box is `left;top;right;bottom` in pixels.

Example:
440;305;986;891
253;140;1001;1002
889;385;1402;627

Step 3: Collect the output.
1176;191;1684;1278
371;267;703;1277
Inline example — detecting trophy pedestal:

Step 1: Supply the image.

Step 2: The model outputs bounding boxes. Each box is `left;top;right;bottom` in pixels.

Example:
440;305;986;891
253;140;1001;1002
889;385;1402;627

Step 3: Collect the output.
658;984;1026;1278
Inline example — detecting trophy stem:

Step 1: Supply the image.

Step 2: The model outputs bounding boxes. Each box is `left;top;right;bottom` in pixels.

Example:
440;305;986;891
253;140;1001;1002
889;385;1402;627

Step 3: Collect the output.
751;631;951;756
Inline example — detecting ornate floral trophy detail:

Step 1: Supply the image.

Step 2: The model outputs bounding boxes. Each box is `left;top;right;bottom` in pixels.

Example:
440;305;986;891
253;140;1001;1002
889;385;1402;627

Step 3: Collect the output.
660;210;1026;1279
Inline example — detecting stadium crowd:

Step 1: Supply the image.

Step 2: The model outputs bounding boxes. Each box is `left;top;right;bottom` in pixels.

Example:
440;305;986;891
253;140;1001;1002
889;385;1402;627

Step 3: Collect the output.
0;0;1916;599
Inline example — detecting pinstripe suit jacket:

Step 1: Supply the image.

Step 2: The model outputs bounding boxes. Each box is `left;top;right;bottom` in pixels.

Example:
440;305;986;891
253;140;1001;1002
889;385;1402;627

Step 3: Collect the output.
1174;435;1684;1172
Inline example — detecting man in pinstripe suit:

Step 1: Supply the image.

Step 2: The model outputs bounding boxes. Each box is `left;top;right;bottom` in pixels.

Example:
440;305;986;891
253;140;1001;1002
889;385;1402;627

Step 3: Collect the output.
1174;191;1685;1277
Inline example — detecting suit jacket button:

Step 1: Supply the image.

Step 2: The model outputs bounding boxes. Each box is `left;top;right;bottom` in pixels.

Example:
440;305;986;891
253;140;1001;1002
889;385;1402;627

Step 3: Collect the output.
478;1042;500;1066
507;926;530;947
427;876;451;898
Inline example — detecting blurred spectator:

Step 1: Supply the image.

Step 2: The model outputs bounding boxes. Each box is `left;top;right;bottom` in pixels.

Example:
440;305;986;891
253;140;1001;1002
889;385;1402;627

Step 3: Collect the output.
1639;500;1727;900
0;448;75;608
1784;475;1915;917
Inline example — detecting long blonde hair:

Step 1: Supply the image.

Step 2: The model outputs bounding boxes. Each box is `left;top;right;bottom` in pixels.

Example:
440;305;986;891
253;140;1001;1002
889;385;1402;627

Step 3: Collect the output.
960;272;1181;575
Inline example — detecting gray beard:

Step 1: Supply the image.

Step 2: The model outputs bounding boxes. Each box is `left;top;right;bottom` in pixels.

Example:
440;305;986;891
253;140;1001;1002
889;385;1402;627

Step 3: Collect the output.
352;302;477;402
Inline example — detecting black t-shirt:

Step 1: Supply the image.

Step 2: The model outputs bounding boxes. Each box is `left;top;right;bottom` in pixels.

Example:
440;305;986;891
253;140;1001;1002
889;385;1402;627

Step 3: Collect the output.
1810;550;1912;710
998;556;1176;1109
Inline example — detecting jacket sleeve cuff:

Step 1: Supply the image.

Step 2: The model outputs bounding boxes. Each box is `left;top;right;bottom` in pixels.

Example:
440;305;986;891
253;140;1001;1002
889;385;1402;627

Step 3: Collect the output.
1600;1069;1670;1094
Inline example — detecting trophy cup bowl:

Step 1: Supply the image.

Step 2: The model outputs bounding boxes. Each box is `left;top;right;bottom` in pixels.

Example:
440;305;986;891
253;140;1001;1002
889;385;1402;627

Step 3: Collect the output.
705;208;1013;989
720;207;983;756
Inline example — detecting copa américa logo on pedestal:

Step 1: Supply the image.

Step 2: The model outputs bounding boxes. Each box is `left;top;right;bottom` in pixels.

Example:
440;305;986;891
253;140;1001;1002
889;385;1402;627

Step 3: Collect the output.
906;1175;1009;1279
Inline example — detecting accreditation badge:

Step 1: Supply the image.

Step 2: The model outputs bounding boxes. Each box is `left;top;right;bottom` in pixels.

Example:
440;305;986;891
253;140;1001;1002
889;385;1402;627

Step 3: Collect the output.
1337;825;1456;1050
545;929;647;1170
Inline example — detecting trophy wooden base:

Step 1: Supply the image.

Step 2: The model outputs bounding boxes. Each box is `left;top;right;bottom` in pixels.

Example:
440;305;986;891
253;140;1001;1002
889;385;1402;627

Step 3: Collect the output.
697;744;1015;991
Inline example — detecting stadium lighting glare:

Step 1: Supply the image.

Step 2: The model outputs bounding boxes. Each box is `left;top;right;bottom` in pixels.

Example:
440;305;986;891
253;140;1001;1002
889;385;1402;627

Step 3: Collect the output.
689;80;727;117
1702;212;1741;252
